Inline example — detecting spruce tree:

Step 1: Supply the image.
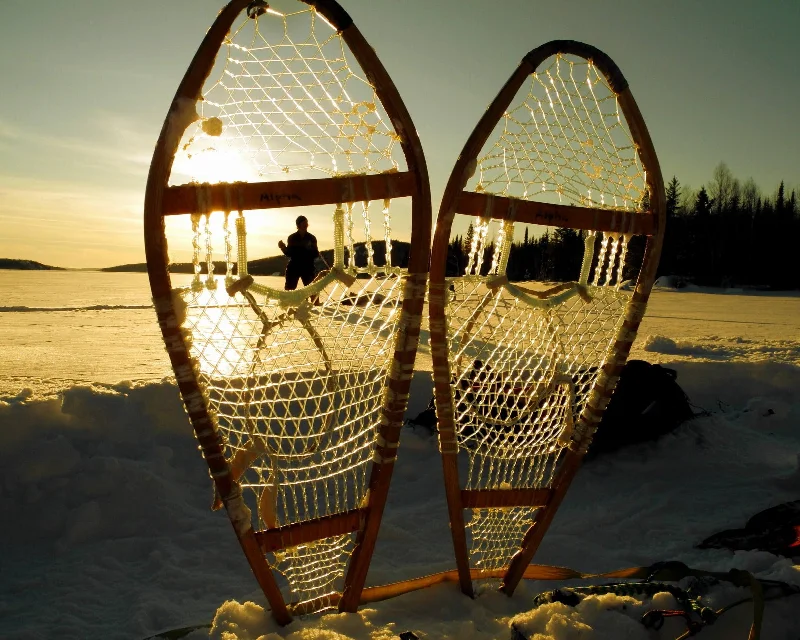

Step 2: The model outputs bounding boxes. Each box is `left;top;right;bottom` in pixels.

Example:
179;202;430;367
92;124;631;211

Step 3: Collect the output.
695;187;712;216
691;187;713;283
463;223;474;255
776;181;785;213
665;176;681;218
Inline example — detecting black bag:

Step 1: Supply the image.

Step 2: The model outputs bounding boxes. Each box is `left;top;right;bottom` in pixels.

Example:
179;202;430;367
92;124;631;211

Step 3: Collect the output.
406;360;696;458
698;500;800;557
585;360;695;460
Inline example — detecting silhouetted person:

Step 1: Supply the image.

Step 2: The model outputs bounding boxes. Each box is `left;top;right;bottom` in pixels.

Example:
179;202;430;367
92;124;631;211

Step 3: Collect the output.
279;215;319;291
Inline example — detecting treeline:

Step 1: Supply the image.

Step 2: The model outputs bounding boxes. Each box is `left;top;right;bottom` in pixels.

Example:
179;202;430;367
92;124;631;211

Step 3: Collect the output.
660;164;798;289
446;163;799;290
447;226;602;283
102;241;413;274
248;240;412;275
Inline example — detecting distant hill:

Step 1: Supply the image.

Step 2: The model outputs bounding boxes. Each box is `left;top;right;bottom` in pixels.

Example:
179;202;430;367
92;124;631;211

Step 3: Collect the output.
0;258;64;270
102;241;412;274
102;262;236;274
102;263;149;273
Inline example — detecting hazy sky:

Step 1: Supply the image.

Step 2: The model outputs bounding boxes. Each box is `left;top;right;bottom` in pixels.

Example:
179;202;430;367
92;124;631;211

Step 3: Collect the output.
0;0;797;268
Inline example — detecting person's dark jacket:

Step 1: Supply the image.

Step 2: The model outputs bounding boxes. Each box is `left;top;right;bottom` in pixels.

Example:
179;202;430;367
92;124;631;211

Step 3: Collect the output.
283;232;319;272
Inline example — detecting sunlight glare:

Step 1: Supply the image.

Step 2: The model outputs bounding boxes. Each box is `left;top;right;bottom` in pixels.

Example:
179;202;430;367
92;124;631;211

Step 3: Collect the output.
314;9;336;31
173;146;260;184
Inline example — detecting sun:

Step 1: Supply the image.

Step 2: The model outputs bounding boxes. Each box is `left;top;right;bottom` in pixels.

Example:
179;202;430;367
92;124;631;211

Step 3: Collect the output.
172;142;260;185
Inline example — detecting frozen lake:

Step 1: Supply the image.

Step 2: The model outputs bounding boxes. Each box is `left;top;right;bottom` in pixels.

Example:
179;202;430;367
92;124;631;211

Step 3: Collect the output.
1;270;798;398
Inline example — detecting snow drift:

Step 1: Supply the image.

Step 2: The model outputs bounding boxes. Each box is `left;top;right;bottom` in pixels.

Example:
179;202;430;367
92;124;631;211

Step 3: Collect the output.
1;356;799;639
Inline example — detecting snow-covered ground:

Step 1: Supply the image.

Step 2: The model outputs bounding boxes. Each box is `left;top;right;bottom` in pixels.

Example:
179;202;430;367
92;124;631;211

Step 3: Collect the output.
1;273;798;639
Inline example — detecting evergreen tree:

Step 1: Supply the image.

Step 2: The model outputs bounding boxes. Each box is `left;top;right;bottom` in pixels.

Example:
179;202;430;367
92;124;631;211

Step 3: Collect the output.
695;187;712;216
665;176;681;217
690;187;714;283
446;235;466;276
538;231;553;281
463;223;474;254
551;227;583;281
776;181;785;213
